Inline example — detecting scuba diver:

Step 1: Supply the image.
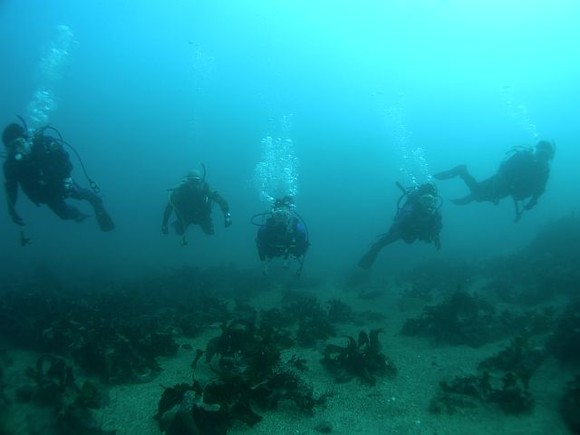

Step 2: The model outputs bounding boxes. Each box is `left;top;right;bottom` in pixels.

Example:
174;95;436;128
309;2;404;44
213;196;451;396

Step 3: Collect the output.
161;166;232;246
358;182;442;270
433;140;555;222
2;119;115;235
252;195;309;276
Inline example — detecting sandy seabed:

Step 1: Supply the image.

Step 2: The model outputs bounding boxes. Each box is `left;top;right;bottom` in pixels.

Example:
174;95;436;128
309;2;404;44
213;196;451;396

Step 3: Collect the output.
2;278;573;435
95;280;571;435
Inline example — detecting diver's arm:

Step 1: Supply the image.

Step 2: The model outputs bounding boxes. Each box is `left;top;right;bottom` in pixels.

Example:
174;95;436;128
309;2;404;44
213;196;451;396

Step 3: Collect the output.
525;168;549;211
377;227;400;248
524;177;547;210
4;179;24;226
208;188;229;214
208;187;231;226
161;203;173;234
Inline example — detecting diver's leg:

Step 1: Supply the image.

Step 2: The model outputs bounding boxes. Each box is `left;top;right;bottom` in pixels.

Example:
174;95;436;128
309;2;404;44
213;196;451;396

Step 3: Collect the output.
453;176;497;204
256;227;269;261
295;256;304;276
457;169;481;192
173;220;186;235
357;231;398;270
282;250;290;269
69;182;115;231
199;216;215;235
257;235;273;275
262;259;270;275
68;182;101;206
46;198;88;222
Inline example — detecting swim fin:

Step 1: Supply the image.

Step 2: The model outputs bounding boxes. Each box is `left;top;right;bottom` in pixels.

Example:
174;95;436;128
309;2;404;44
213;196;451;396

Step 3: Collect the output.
450;194;475;205
433;165;467;181
94;204;115;232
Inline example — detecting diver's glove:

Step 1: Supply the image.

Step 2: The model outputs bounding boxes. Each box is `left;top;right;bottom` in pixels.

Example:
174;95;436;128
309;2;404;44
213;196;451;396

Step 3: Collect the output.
224;212;232;228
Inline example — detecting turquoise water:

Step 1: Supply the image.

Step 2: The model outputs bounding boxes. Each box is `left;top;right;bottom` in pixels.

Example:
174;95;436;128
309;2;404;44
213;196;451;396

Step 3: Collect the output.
1;2;579;433
1;1;579;277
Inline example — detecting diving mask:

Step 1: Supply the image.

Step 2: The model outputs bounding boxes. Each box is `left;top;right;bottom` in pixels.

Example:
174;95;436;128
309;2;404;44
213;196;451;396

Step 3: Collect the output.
13;138;32;161
272;208;293;225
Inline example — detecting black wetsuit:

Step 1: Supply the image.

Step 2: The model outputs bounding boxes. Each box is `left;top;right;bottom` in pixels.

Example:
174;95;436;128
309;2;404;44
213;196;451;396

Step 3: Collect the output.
162;179;229;236
358;193;442;270
4;134;114;230
256;214;309;261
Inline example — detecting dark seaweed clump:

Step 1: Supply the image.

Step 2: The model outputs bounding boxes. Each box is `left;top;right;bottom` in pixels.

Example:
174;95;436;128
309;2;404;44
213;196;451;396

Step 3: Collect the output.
429;370;534;415
547;299;580;368
283;295;337;347
275;293;383;347
400;289;501;347
156;382;229;435
478;335;546;376
0;265;259;433
0;266;379;434
560;374;580;434
0;288;180;385
401;290;553;349
0;358;9;434
155;293;379;433
321;329;397;386
14;354;112;434
0;266;249;384
156;316;328;434
430;336;545;416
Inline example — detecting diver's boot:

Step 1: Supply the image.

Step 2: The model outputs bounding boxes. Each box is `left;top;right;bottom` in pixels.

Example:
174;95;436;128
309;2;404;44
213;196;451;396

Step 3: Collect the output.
433;165;467;181
93;203;115;232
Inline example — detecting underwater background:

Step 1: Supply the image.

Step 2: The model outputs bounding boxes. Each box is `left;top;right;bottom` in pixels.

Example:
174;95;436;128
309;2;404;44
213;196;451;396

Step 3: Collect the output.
1;0;579;281
2;2;580;434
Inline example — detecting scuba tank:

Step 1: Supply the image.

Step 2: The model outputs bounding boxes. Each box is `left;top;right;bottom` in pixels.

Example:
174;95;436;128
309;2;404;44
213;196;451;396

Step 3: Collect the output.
14;115;102;194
